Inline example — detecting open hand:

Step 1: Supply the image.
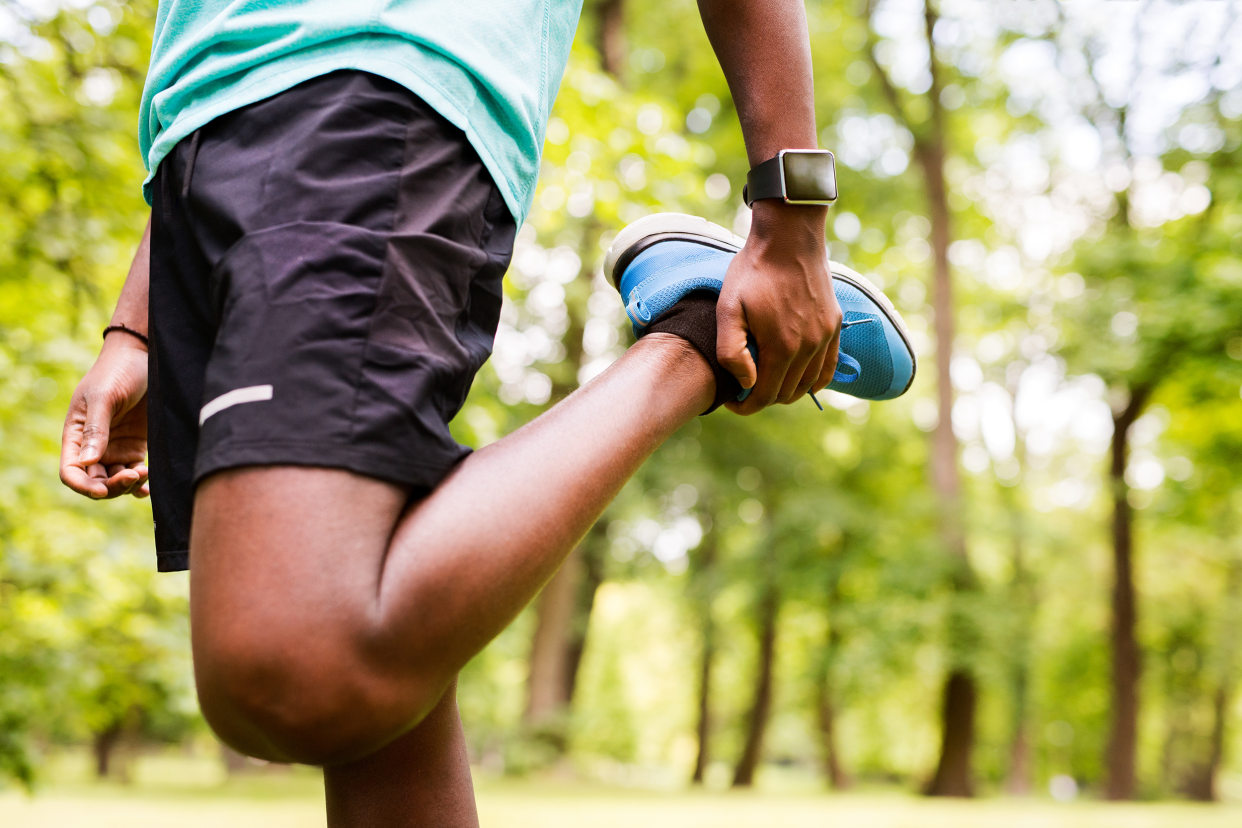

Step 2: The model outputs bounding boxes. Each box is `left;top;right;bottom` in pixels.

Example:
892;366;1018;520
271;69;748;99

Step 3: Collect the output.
60;336;150;499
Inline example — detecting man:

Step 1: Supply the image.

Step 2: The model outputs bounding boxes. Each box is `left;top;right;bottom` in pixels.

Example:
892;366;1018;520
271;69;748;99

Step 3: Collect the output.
59;0;912;824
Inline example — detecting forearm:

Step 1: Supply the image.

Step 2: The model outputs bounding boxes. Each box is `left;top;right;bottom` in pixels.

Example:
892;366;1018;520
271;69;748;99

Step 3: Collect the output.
697;0;839;409
697;0;819;165
107;214;152;341
697;0;826;235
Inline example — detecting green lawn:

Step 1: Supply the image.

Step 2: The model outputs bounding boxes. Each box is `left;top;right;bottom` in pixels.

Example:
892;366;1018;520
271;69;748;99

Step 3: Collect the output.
2;754;1241;828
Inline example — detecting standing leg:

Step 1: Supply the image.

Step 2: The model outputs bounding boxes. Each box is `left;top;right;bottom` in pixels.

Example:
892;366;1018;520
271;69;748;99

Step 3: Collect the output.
324;680;478;828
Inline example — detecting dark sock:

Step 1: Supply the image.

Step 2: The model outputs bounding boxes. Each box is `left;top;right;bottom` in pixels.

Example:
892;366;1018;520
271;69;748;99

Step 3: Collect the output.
640;290;742;414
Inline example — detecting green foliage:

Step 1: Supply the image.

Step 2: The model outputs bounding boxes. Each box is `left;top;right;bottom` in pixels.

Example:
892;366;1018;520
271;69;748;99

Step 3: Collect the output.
1;0;192;789
1;0;1241;801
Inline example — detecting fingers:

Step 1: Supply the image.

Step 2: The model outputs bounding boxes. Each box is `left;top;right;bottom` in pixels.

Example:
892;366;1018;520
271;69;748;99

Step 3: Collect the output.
812;323;842;394
715;294;757;394
61;456;148;499
732;339;792;414
777;343;818;404
78;392;113;467
60;463;109;499
792;342;830;401
61;398;109;498
92;463;149;499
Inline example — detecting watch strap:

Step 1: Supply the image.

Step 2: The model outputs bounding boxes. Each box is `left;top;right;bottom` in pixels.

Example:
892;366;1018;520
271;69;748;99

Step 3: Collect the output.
743;154;784;207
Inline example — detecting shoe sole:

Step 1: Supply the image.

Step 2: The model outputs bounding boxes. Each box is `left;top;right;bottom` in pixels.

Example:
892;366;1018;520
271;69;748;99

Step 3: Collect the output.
606;213;918;398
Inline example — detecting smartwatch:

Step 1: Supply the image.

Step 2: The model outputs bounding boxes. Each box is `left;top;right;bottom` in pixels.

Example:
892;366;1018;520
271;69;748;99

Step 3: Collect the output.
742;149;838;207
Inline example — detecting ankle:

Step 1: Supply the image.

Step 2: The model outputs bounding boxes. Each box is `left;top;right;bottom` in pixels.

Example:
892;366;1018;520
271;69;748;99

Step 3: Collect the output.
632;332;716;412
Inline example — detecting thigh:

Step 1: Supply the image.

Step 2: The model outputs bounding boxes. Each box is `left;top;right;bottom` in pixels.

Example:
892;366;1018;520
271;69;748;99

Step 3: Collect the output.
189;465;415;760
189;465;405;659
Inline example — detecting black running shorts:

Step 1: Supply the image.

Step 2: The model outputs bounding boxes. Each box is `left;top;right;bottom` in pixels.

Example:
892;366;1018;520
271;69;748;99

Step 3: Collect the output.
148;71;516;572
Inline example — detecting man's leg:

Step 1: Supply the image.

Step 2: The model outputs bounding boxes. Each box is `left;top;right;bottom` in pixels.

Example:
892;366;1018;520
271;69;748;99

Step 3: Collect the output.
190;333;714;764
324;681;479;828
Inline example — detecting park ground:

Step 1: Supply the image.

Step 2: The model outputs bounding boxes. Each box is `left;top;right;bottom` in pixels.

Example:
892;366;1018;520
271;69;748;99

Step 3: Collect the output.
1;752;1241;828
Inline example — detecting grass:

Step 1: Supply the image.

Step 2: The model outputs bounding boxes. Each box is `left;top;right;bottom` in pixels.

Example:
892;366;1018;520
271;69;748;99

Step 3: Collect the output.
2;752;1241;828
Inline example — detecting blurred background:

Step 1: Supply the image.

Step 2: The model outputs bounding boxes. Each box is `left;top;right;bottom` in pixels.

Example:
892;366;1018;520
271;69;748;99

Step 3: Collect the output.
2;0;1242;825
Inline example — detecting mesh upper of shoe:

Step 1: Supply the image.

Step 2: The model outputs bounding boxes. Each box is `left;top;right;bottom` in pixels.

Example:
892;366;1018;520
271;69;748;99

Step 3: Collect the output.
833;281;869;305
621;242;732;330
829;311;893;398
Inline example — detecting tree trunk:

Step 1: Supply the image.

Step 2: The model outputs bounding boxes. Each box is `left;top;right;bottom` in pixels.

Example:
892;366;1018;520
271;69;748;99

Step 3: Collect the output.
93;723;122;779
691;608;716;784
1191;685;1230;801
1159;657;1185;795
1006;719;1032;796
596;0;627;79
867;0;977;794
690;520;721;785
1004;481;1034;796
563;525;607;705
1105;391;1148;800
905;2;977;798
1193;555;1242;801
1004;630;1034;795
816;672;849;789
732;583;779;788
525;547;584;728
924;671;976;797
816;565;850;789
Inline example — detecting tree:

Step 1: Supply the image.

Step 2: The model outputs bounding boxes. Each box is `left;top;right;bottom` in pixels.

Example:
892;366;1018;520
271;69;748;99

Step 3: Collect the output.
731;531;779;788
1057;95;1242;804
864;0;977;795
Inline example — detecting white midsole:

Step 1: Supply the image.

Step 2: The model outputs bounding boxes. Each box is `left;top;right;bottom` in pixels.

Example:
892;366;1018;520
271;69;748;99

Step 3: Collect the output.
604;212;744;278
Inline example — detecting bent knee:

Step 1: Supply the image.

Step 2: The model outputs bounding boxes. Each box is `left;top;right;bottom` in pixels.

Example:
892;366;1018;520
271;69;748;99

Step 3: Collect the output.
194;625;436;765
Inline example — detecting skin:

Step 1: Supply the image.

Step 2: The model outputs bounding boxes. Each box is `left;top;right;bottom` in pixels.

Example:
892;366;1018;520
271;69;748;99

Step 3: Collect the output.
699;0;842;412
60;2;842;825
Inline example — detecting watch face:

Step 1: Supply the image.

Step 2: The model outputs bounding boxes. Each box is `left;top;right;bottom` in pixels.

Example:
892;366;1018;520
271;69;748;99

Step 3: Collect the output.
782;151;838;204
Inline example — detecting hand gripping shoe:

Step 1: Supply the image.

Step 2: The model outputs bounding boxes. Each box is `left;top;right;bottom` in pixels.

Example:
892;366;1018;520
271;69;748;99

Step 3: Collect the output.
604;213;917;403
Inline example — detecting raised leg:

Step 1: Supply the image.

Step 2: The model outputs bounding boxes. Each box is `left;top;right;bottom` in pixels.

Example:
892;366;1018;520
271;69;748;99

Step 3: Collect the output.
190;333;714;763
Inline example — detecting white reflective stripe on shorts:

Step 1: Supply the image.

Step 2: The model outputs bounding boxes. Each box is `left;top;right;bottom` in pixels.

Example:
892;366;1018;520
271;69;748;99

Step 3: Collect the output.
199;384;273;425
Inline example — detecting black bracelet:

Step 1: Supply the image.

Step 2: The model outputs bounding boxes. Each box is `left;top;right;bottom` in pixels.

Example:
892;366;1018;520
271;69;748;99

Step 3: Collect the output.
102;324;149;348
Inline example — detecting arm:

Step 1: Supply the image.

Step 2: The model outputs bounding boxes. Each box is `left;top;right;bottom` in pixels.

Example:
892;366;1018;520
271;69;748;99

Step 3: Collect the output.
697;0;841;413
60;215;152;499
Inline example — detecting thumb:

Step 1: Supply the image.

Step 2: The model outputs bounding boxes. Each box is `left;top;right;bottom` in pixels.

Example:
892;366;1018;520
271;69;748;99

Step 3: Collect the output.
716;294;756;390
78;393;113;466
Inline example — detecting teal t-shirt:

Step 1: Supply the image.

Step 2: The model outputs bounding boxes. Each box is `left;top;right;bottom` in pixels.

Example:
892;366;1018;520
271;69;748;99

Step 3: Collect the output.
139;0;585;224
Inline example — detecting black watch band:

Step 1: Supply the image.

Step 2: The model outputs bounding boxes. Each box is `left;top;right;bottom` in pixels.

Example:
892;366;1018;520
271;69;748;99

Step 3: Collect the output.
742;156;784;207
742;149;838;208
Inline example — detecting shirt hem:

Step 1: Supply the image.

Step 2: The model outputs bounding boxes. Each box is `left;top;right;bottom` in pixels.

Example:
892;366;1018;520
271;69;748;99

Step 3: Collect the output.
141;56;529;225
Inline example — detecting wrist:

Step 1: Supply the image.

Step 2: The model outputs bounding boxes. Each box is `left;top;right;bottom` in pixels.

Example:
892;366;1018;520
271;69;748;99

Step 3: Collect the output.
747;200;828;248
102;325;149;353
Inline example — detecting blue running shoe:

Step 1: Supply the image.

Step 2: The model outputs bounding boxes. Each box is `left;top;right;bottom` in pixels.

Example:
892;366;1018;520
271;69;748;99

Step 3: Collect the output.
605;213;917;402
